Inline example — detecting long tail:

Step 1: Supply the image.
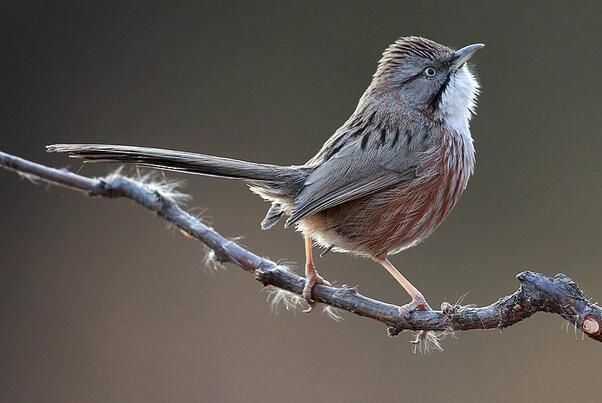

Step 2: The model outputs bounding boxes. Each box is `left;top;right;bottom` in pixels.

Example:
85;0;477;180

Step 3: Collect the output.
46;143;301;183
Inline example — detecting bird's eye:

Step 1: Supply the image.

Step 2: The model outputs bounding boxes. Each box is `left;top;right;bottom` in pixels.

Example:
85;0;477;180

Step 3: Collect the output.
424;67;437;77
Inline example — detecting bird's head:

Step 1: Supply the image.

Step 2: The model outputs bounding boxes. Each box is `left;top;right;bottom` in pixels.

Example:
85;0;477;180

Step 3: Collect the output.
370;36;483;126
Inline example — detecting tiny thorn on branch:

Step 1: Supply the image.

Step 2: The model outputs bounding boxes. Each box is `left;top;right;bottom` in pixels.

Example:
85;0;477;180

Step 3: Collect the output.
1;149;601;344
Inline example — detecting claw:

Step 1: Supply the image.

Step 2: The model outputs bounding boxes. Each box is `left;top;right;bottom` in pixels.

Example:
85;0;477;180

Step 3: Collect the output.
399;294;433;348
302;267;331;312
398;292;432;319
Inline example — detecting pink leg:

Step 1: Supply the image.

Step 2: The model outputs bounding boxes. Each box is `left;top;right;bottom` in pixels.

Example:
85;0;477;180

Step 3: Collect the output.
376;259;432;318
302;236;331;311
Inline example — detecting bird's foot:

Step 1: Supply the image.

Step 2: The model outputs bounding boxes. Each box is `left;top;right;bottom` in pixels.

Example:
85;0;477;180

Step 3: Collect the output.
302;267;331;312
398;294;434;346
398;293;432;319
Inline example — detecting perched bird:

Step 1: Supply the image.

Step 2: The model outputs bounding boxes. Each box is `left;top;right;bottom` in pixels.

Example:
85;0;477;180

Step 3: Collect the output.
47;36;484;317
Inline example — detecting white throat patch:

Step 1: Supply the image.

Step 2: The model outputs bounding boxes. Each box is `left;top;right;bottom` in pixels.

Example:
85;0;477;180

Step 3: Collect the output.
439;65;480;134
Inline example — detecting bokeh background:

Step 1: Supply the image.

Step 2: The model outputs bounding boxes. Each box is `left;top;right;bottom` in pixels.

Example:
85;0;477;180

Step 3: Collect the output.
1;1;601;402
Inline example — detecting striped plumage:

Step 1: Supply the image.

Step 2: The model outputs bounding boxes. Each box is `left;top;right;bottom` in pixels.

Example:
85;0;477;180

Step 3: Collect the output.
296;117;475;259
375;36;453;79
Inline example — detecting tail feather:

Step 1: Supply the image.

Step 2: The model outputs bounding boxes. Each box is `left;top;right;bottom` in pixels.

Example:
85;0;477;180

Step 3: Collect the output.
46;144;300;184
261;202;285;229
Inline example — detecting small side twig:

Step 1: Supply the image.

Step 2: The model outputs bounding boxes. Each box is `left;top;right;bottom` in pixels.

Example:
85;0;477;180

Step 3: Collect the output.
1;150;600;343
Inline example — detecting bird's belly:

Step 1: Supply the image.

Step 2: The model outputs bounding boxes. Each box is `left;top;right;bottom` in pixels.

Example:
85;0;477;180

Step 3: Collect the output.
308;196;446;258
299;168;467;259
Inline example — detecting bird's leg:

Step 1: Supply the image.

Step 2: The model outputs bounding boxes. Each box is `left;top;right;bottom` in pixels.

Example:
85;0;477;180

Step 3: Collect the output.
302;236;331;311
376;259;432;318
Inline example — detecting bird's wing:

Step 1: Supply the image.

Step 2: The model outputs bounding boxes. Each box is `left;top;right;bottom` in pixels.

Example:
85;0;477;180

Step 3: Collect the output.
286;126;424;226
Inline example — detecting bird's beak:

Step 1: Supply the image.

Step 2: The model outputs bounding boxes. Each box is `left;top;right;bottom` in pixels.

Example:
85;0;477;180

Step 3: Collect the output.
451;43;484;71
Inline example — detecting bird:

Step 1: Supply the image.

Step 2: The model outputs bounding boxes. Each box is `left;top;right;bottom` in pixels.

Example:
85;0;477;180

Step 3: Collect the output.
47;36;484;317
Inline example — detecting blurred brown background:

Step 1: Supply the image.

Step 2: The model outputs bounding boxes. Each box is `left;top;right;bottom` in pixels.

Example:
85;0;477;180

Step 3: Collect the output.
1;1;601;402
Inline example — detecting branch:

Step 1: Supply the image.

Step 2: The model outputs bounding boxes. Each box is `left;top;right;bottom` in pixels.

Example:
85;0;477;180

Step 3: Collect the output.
1;150;601;343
